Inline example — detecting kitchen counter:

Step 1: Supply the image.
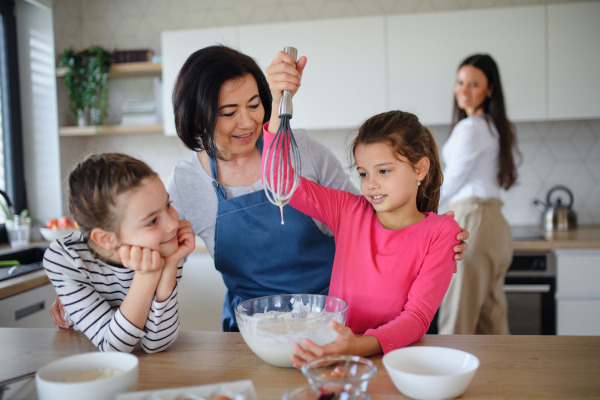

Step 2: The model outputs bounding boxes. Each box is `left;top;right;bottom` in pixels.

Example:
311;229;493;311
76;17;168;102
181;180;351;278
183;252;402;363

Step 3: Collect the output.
3;224;599;300
513;225;600;251
1;328;599;399
0;241;50;301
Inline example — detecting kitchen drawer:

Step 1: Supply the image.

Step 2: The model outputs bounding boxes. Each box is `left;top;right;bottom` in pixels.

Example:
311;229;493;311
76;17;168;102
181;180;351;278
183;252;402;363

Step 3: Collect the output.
0;283;57;328
557;299;600;335
555;250;600;295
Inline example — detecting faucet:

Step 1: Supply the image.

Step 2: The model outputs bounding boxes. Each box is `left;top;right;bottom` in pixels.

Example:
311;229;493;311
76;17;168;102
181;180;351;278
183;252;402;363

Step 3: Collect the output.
0;189;15;216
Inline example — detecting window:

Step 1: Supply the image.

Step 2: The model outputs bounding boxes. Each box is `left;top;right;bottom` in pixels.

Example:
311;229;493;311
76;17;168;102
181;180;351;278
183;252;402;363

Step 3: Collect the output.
0;11;8;192
0;0;26;220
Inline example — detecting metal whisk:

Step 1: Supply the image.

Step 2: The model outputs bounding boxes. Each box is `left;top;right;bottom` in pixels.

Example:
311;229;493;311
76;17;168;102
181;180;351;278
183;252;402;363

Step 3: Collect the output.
263;47;302;225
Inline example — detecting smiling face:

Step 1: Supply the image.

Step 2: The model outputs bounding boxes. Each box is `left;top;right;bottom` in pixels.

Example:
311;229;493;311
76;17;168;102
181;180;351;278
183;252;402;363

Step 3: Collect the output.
355;142;429;224
115;176;180;258
214;74;265;158
455;65;491;116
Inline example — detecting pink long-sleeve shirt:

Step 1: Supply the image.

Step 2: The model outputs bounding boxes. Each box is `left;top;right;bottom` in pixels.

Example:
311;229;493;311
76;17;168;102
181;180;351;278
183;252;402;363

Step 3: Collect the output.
262;124;460;353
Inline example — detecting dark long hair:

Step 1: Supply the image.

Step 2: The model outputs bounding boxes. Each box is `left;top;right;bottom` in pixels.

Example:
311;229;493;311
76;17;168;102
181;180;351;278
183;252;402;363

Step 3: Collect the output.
451;54;520;190
351;111;443;213
172;45;272;160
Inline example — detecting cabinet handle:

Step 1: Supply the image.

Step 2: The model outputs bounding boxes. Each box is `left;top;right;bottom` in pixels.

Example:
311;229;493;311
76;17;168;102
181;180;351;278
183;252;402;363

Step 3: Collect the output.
555;293;600;300
15;301;45;321
504;284;551;293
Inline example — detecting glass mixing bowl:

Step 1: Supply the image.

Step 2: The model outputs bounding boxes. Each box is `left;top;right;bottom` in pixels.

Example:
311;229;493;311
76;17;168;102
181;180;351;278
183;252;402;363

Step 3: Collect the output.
235;294;348;368
301;356;377;391
281;384;370;400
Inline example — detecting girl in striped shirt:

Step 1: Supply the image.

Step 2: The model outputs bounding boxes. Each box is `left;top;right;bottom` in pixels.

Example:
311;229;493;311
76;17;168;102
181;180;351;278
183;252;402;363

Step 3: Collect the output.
43;153;194;353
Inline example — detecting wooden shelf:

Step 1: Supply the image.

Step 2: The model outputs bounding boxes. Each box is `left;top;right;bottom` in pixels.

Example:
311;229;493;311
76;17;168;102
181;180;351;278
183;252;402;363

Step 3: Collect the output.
59;124;164;137
56;62;161;79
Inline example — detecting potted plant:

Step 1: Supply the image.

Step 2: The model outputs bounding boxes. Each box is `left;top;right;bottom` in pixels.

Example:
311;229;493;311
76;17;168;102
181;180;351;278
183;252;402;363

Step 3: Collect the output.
58;46;113;129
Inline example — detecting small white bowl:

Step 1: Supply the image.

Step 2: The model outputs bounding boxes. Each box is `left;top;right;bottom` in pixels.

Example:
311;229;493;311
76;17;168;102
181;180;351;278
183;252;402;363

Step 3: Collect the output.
382;346;479;400
36;352;139;400
39;228;78;242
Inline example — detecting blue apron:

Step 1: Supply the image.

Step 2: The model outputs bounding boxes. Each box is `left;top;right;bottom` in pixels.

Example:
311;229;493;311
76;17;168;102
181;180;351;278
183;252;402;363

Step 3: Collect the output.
210;138;336;332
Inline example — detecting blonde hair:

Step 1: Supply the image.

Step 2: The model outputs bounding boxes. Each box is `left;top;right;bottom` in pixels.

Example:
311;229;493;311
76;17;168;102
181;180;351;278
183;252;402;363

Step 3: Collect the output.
68;153;157;239
351;111;443;213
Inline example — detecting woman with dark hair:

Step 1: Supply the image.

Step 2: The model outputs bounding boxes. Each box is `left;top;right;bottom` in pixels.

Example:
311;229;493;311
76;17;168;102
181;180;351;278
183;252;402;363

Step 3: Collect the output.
165;46;470;332
438;54;519;335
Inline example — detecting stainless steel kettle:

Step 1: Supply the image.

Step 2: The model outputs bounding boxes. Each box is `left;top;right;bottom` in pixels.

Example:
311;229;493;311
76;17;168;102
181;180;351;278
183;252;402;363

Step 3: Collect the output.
533;185;578;231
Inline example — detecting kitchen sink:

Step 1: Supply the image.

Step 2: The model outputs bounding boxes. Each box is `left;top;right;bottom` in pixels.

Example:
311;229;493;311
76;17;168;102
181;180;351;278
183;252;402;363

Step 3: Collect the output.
0;247;47;282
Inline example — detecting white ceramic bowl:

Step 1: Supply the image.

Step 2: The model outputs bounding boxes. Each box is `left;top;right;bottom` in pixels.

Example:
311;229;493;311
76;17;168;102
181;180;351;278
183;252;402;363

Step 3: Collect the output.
236;294;348;368
39;228;78;242
382;346;479;400
36;352;139;400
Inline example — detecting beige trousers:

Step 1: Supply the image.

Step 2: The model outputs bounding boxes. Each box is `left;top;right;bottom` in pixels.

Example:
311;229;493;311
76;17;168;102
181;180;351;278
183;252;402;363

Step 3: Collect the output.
438;197;513;335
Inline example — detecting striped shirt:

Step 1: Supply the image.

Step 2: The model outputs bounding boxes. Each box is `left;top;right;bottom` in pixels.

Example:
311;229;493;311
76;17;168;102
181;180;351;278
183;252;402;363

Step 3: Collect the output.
43;231;182;353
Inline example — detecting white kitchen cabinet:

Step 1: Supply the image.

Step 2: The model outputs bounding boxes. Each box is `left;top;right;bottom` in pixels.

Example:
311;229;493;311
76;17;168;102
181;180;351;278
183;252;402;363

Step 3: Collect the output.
0;283;57;328
388;6;547;125
238;17;387;131
162;27;238;137
177;251;226;331
555;249;600;335
548;2;600;120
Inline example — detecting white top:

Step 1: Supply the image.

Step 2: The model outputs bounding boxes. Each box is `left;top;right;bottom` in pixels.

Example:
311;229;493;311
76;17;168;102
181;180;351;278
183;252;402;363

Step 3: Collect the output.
43;231;182;353
166;129;359;258
440;115;501;205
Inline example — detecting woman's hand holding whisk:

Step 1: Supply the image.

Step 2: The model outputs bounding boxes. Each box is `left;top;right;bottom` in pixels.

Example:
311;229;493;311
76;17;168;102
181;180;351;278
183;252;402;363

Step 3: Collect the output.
265;51;307;134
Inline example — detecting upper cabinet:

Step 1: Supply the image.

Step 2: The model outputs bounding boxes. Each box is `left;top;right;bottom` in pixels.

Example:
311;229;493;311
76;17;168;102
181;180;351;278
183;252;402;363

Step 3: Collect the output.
388;6;547;125
160;4;599;135
238;17;386;130
161;18;385;133
548;2;600;120
162;27;237;137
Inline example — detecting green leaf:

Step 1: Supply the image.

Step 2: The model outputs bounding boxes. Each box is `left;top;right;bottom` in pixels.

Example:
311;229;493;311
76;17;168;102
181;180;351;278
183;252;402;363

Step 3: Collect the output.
57;46;113;126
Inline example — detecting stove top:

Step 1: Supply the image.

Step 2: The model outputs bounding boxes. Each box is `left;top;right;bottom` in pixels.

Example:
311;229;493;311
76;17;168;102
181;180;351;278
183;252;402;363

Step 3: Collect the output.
511;225;547;240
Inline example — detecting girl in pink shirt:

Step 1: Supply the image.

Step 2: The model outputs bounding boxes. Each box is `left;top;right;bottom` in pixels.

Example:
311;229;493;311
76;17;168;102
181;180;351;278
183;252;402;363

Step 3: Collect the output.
264;52;461;368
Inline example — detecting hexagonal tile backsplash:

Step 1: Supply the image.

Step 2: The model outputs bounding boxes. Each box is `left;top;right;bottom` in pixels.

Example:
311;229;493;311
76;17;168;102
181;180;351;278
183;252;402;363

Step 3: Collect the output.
53;0;600;225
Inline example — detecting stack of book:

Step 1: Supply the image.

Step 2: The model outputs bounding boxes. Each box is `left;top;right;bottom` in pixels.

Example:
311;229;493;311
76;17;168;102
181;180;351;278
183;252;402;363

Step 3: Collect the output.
113;49;154;63
120;77;163;126
121;102;158;126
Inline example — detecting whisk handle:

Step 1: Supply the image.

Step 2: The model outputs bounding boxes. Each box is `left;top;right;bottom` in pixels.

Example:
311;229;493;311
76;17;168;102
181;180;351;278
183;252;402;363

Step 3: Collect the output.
279;47;298;118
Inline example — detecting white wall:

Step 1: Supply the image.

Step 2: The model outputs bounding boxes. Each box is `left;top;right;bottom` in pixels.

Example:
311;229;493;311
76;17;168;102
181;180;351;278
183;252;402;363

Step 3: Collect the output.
51;0;600;226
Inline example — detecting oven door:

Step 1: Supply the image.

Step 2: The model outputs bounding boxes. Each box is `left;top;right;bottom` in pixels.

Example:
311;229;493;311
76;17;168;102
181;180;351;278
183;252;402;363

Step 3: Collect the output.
504;276;556;335
505;251;556;335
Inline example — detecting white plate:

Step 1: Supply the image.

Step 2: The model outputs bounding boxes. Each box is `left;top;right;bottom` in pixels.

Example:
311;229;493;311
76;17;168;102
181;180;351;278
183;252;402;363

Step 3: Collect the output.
115;379;257;400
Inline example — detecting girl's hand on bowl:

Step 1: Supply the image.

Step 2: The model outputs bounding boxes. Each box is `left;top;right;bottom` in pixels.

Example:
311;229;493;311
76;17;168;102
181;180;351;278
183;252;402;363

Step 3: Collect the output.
290;321;359;370
164;220;195;266
265;51;307;105
115;245;164;275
